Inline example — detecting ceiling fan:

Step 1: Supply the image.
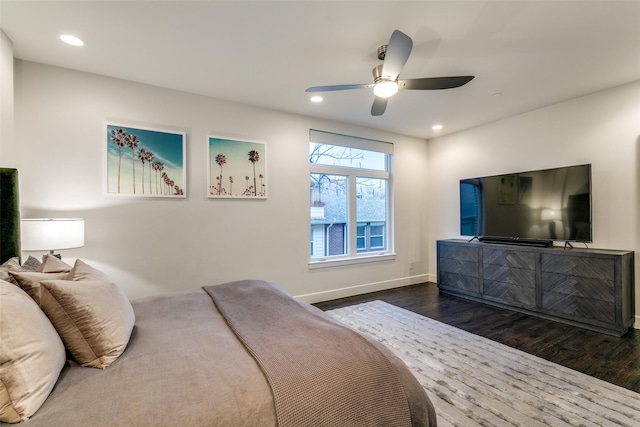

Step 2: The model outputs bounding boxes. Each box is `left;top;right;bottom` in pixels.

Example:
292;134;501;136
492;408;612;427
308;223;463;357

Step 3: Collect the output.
306;30;474;116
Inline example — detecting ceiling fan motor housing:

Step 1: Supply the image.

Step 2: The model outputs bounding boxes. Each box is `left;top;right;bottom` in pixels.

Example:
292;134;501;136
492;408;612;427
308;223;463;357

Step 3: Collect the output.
372;64;384;81
377;44;388;60
372;64;395;83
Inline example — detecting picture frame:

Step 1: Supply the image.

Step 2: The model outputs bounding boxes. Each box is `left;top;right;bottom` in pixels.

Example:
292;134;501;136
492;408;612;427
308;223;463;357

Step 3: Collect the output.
497;174;517;204
106;123;186;198
207;135;267;199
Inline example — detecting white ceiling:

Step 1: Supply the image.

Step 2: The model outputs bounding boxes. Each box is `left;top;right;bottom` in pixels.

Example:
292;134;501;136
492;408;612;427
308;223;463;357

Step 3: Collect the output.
2;1;639;139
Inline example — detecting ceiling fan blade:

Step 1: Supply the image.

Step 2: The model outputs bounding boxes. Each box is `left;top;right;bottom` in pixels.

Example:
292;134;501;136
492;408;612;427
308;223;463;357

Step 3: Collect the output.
306;84;373;93
371;97;388;116
398;76;475;90
381;30;413;81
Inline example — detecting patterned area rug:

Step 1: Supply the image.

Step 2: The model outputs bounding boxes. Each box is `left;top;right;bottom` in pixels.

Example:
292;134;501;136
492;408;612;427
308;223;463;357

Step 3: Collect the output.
327;300;640;427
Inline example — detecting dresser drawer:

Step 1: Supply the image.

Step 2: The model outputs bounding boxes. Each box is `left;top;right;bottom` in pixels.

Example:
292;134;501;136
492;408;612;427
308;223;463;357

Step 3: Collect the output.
542;291;615;324
483;264;536;288
541;272;615;302
438;272;480;296
483;248;536;270
483;279;536;309
541;254;614;281
438;243;479;262
439;257;479;277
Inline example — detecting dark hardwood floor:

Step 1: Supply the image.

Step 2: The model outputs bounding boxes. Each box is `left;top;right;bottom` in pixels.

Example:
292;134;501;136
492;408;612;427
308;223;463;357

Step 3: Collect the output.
314;282;640;393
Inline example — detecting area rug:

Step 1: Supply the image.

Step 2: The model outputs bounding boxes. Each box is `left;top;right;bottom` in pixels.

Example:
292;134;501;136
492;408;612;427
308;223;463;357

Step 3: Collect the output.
327;300;640;427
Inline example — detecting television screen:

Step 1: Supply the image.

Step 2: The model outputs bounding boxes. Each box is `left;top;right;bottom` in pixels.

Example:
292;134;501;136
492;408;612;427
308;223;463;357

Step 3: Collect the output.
460;164;592;243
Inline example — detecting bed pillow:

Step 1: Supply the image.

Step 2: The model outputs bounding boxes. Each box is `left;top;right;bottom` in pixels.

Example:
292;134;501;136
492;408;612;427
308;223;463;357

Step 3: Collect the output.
0;280;66;423
36;256;71;273
11;259;102;303
0;256;40;282
21;256;42;272
0;257;21;281
39;262;135;369
66;259;111;281
9;271;68;305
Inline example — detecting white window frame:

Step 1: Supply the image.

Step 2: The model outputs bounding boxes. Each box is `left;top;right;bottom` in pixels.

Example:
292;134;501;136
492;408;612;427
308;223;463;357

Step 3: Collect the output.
308;130;395;269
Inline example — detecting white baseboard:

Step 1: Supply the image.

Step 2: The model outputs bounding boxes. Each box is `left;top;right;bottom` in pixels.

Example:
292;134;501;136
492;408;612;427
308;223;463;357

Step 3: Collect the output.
295;274;431;304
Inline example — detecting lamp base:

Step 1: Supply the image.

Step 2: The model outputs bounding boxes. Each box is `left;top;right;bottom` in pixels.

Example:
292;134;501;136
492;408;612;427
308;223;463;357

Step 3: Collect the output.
43;252;62;261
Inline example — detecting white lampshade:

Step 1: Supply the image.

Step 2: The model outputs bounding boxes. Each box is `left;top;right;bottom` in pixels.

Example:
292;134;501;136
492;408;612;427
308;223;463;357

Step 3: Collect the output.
540;209;558;221
21;218;85;252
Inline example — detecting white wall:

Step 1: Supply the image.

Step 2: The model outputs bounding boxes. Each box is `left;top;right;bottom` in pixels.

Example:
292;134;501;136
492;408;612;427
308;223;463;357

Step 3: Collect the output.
0;29;14;165
427;80;640;319
13;60;430;301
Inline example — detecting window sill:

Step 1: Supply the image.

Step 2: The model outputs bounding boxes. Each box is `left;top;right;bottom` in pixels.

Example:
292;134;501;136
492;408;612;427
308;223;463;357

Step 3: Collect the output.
308;253;397;270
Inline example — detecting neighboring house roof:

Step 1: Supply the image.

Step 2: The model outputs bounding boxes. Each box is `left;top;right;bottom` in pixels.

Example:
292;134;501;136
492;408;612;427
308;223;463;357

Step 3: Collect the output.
311;183;386;224
356;199;386;222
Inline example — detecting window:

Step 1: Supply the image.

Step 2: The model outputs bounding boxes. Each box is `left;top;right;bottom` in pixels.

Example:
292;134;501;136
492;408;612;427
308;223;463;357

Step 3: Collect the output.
356;222;385;252
309;130;393;264
460;179;483;236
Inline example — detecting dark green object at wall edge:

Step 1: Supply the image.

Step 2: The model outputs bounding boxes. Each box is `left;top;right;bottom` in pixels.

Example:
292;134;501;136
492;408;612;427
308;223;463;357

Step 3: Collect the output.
0;168;20;264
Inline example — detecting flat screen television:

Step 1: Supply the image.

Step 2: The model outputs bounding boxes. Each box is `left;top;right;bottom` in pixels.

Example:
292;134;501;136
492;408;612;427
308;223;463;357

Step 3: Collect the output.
460;164;592;246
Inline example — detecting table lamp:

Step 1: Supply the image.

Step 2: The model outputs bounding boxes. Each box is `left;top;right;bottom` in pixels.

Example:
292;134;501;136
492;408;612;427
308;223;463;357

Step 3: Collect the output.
21;218;85;259
540;209;558;240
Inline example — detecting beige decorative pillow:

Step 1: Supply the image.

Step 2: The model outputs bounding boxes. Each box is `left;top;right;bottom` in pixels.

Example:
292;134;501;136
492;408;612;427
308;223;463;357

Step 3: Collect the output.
0;280;66;423
21;256;42;272
11;259;103;304
37;256;71;273
67;259;111;281
1;256;41;284
0;257;22;281
39;276;135;369
9;271;68;305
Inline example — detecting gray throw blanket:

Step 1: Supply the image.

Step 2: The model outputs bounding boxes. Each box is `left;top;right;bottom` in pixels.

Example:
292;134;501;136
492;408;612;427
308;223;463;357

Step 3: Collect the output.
204;280;413;427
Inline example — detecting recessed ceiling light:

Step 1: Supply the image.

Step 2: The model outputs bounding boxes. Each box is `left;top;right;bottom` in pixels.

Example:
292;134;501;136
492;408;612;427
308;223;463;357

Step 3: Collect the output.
60;34;85;47
492;92;502;98
310;96;323;103
432;124;443;131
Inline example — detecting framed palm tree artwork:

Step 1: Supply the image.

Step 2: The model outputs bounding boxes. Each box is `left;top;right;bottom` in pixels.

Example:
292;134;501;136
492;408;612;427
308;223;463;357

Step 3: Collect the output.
207;135;267;199
106;123;187;198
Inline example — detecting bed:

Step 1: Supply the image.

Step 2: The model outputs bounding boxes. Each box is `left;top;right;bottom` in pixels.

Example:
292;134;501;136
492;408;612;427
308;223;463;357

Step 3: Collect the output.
0;168;436;426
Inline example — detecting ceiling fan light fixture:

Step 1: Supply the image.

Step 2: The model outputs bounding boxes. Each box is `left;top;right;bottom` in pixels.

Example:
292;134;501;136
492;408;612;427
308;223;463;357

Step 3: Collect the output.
305;30;474;117
373;80;398;98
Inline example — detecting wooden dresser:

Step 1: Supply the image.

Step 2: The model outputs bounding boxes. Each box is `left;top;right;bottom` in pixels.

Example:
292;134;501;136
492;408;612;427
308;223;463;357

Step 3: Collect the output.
437;239;635;336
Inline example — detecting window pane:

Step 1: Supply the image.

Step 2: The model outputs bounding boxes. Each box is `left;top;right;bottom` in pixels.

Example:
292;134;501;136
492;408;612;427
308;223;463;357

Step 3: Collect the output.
356;224;366;250
460;181;482;236
310;173;348;257
370;224;384;249
310;143;387;171
356;178;387;252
